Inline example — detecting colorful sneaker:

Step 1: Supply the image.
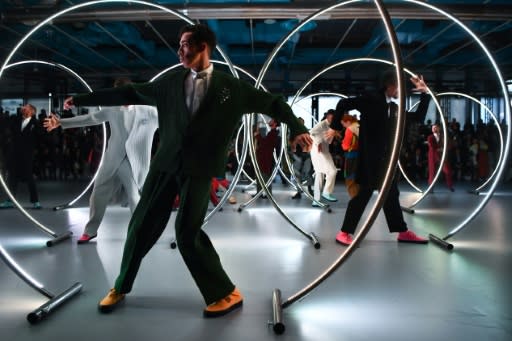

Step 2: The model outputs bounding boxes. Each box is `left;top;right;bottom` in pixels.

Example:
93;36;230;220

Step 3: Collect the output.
77;233;97;244
0;200;14;208
397;230;428;244
312;201;322;207
203;287;243;318
98;288;125;313
336;231;353;245
32;202;42;209
321;193;338;202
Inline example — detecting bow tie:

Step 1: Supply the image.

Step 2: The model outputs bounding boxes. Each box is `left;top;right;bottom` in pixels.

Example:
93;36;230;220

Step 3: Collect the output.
193;71;207;80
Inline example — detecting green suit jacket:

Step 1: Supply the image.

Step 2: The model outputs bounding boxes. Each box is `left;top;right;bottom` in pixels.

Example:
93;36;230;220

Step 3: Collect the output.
74;68;307;177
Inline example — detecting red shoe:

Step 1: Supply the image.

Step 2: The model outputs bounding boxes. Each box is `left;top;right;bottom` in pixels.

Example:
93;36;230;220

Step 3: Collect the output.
203;288;243;318
397;230;428;244
335;231;353;246
77;233;97;244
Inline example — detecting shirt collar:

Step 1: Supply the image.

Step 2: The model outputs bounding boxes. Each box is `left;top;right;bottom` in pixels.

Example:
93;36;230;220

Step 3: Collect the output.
386;96;397;104
191;64;213;79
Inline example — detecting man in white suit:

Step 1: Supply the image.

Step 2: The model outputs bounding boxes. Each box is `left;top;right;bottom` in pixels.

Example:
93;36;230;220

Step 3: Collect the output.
44;78;158;244
309;109;339;206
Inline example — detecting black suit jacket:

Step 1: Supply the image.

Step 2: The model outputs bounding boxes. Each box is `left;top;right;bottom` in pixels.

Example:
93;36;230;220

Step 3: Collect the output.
7;115;41;177
332;92;430;187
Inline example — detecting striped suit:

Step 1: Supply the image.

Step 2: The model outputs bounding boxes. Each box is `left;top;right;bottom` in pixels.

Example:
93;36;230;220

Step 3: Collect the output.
60;105;158;236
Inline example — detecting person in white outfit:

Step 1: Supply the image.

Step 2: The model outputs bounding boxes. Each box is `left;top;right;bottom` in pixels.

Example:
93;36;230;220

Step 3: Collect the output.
309;109;338;206
44;78;158;244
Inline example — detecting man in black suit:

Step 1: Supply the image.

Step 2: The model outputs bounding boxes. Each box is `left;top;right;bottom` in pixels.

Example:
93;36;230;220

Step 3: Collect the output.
0;104;42;209
327;71;431;245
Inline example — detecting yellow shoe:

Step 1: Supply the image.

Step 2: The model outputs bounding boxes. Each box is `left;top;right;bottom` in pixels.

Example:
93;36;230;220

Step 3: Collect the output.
203;288;243;318
98;288;125;313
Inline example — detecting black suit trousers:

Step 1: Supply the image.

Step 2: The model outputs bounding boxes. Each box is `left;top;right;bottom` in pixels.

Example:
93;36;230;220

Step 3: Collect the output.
340;176;407;234
6;171;39;203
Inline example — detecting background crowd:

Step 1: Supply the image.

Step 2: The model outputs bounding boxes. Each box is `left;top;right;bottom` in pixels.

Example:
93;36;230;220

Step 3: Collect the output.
0;104;509;190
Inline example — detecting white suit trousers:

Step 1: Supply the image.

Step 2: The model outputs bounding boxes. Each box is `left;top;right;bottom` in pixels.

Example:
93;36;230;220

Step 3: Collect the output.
83;157;139;236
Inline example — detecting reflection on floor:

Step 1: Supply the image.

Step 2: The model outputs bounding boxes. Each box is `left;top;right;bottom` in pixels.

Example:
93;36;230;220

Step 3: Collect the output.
0;179;511;340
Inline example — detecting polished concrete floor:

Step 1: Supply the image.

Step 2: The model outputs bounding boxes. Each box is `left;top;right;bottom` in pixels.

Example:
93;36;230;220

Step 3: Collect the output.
0;178;511;341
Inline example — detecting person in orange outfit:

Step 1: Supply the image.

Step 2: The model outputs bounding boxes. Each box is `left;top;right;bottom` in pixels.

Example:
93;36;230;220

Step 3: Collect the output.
340;114;360;198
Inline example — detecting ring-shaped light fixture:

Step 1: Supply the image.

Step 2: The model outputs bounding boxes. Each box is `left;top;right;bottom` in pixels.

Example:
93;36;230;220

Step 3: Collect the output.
290;57;444;212
399;91;504;203
437;92;505;193
399;0;511;244
400;103;448;208
1;60;107;215
259;2;405;327
0;0;211;318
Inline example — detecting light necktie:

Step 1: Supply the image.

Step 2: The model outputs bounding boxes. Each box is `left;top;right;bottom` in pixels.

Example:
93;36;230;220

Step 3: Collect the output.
190;72;207;114
388;102;398;118
21;117;30;131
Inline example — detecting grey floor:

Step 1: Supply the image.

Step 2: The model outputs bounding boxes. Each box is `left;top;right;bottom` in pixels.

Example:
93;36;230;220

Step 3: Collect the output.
0;178;511;341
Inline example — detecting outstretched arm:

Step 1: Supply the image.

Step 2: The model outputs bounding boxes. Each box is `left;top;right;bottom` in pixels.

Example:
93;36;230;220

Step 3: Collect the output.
291;133;313;153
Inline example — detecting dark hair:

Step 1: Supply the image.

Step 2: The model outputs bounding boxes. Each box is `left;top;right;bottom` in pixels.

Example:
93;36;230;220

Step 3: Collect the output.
179;24;217;56
381;69;398;89
114;77;132;88
322;109;335;120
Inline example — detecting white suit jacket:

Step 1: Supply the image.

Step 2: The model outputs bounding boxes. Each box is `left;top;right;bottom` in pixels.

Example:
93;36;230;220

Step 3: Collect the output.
309;119;335;173
60;105;158;190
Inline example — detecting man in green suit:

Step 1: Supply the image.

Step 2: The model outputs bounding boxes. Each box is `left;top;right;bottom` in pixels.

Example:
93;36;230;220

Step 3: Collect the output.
64;24;312;318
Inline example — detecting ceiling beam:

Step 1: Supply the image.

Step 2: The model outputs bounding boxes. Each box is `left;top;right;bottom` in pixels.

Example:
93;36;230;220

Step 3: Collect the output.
2;4;511;23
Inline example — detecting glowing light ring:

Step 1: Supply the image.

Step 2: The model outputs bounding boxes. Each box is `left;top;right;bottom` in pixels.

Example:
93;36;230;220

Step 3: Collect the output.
0;1;219;311
401;0;510;240
258;0;405;308
437;92;505;193
291;57;442;224
150;60;256;224
3;60;107;208
0;244;51;297
400;91;504;204
253;0;371;245
0;1;200;241
401;103;448;208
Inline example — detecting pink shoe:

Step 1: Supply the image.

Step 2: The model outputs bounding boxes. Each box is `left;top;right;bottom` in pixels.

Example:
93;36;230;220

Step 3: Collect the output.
77;233;97;244
335;231;353;246
397;230;428;244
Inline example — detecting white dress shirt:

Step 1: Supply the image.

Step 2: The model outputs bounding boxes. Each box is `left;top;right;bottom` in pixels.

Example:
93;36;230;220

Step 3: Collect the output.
185;63;213;115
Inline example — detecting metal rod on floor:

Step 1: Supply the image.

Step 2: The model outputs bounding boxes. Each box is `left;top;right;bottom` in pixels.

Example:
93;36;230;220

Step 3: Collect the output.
53;203;74;211
428;233;454;251
401;205;415;214
1;244;83;323
46;231;73;247
27;282;83;324
309;232;320;249
271;289;285;335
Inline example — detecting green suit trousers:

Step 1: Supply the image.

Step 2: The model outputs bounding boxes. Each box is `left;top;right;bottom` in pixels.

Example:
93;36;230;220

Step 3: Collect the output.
114;170;235;304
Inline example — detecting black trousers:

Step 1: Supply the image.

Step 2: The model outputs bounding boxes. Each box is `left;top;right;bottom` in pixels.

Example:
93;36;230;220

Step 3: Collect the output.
7;172;39;203
341;177;407;234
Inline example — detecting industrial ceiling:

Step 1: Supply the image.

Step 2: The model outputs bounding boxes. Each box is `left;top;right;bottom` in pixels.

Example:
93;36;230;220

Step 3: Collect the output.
0;0;511;98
